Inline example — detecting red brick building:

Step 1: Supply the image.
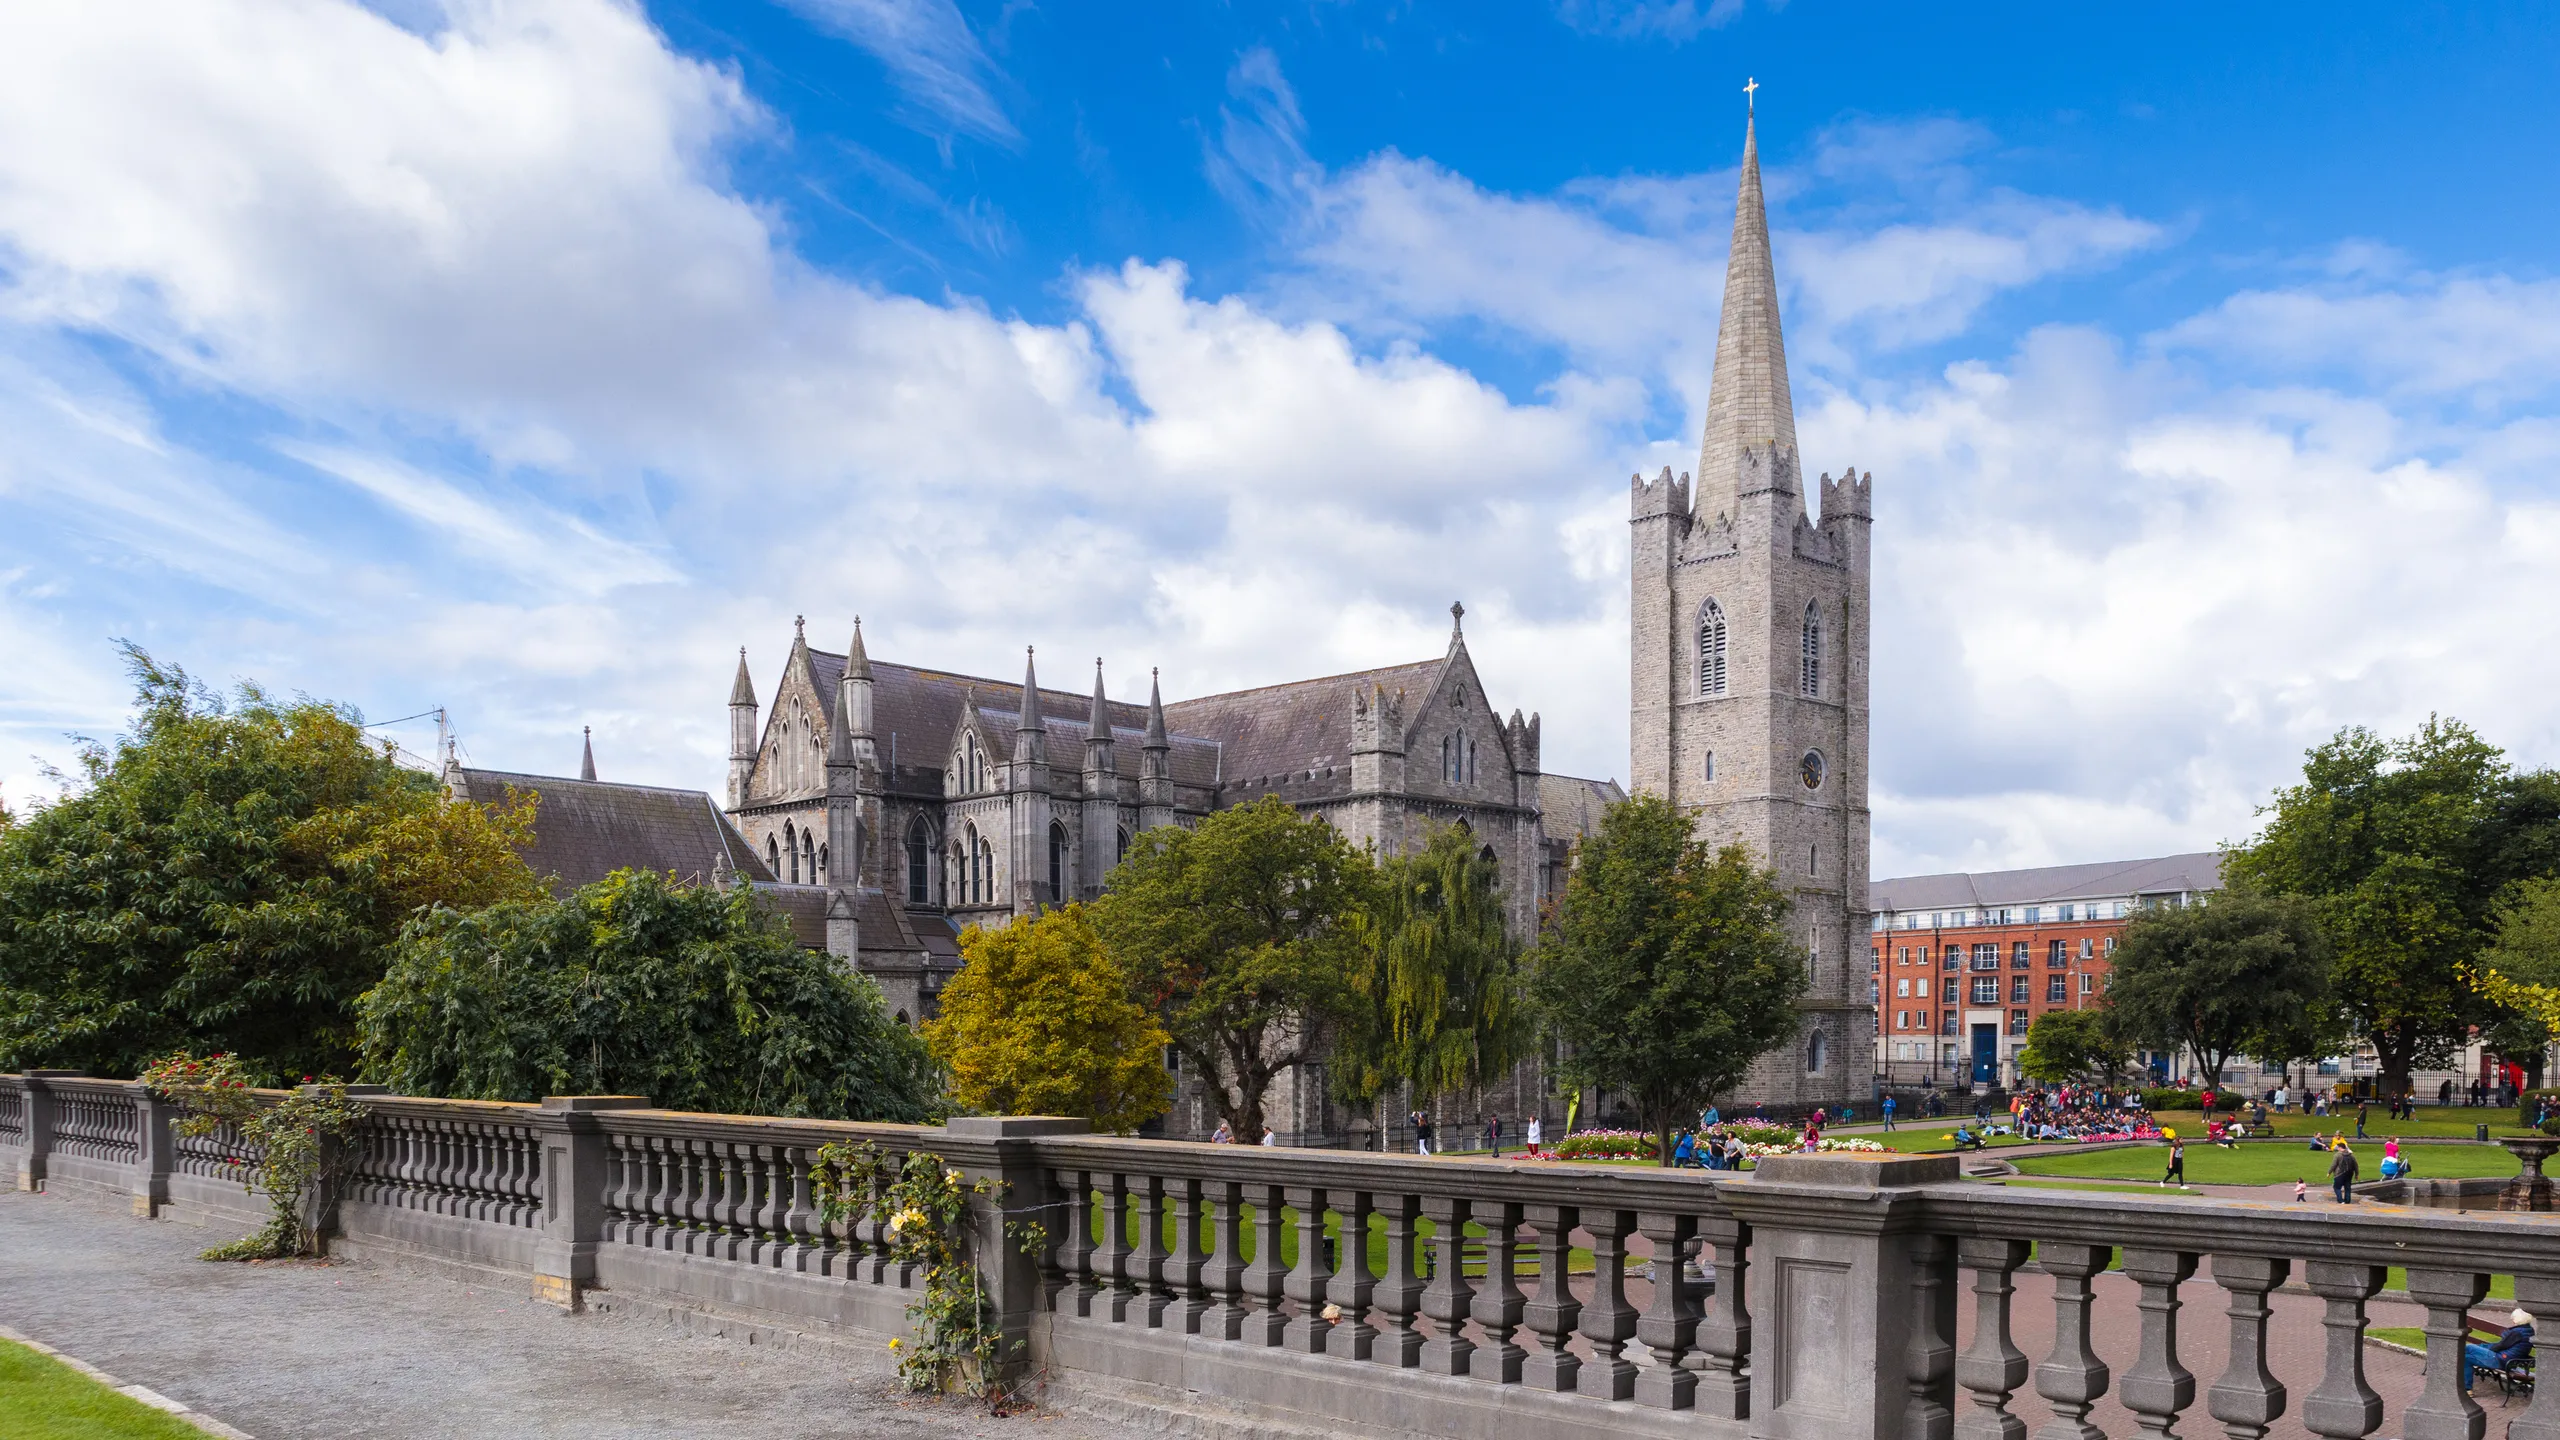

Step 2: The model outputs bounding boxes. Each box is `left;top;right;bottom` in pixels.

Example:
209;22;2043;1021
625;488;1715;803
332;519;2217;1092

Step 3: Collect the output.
1869;853;2223;1087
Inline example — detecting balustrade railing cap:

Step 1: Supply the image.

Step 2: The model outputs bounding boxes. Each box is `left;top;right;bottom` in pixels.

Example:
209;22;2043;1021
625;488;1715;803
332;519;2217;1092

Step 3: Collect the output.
1746;1153;1962;1188
537;1095;654;1111
307;1083;393;1096
941;1115;1092;1139
22;1069;89;1079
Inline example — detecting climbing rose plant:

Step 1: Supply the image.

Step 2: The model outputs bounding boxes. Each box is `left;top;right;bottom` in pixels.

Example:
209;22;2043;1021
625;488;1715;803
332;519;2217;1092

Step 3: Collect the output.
141;1051;370;1260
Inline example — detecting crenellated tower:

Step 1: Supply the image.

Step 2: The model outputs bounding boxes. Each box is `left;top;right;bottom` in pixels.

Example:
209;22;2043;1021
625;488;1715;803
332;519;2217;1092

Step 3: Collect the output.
1629;112;1872;1109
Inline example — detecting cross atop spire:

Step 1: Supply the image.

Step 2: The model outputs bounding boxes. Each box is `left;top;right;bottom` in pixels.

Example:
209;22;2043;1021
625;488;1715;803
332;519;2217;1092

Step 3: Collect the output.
1451;600;1465;637
1743;75;1757;114
1695;112;1799;517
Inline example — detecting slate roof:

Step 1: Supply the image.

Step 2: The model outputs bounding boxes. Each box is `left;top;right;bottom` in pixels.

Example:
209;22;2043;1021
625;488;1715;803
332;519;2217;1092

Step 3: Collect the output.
1536;773;1628;843
449;767;773;893
750;883;949;958
1871;853;2225;913
1161;658;1446;797
799;653;1222;789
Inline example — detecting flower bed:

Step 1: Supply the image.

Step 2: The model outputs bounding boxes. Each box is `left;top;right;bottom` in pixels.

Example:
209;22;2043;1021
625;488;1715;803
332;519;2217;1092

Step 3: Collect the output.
1548;1129;1656;1161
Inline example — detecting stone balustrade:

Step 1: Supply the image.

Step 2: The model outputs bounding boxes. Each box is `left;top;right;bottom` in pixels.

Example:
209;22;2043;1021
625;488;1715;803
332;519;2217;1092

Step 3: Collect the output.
8;1070;2560;1440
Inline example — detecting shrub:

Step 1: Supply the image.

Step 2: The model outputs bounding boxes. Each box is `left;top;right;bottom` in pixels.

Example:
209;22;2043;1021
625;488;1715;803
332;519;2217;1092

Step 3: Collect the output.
141;1050;369;1260
2142;1088;2239;1112
1551;1129;1655;1161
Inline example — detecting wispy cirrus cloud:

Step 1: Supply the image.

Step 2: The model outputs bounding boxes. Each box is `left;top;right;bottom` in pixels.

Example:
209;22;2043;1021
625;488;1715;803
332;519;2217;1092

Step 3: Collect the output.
776;0;1017;144
1553;0;1764;42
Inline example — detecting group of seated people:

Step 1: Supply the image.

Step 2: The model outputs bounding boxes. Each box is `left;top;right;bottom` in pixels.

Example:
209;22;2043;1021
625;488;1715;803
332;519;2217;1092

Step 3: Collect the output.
2006;1091;2165;1144
1669;1127;1753;1169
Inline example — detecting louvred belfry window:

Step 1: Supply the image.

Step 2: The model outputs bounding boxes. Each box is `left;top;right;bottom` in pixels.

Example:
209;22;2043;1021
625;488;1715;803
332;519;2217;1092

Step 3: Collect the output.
1699;600;1728;696
1801;602;1821;696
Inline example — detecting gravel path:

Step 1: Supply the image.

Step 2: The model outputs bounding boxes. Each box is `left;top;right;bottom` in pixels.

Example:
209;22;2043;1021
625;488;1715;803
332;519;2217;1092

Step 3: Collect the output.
0;1188;1115;1440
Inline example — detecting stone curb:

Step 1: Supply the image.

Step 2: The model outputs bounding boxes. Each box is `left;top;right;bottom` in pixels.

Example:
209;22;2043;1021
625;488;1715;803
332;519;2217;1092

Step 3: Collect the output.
0;1322;256;1439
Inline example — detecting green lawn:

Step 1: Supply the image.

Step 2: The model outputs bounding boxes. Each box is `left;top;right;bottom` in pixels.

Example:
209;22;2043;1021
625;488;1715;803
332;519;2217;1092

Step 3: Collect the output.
0;1340;209;1440
2012;1141;2521;1187
2368;1327;2425;1350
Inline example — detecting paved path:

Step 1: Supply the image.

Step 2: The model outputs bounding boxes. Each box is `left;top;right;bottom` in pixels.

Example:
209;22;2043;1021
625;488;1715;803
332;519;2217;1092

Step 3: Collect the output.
0;1188;1116;1440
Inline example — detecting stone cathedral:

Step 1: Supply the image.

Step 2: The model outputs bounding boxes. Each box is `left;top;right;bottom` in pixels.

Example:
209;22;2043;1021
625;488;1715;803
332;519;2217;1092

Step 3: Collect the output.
1630;115;1873;1111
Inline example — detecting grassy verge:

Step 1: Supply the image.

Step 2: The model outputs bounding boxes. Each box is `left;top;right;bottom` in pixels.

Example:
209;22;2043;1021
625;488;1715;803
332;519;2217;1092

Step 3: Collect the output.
0;1339;210;1440
2367;1327;2425;1350
2011;1143;2519;1187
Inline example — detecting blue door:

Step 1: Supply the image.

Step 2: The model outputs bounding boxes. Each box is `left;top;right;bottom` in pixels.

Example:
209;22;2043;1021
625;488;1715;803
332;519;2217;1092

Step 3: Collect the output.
1970;1024;1998;1086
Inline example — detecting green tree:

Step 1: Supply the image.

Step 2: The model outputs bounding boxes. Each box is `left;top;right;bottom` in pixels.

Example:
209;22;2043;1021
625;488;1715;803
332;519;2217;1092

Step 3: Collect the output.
1332;823;1529;1138
1093;795;1372;1142
359;868;934;1120
2017;1007;2133;1086
2103;894;2334;1087
923;904;1172;1134
0;647;540;1080
2477;876;2560;1086
1527;794;1805;1167
2224;717;2557;1095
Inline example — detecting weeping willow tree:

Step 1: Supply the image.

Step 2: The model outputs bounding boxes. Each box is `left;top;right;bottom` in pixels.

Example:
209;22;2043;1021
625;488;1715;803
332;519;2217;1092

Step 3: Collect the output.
1333;824;1529;1147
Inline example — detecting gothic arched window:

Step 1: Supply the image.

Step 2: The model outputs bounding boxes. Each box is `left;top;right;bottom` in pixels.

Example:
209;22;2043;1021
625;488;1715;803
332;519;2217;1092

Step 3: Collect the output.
1441;736;1454;782
766;834;781;876
1801;602;1821;697
783;821;799;883
976;834;995;903
1699;600;1728;696
1049;821;1069;901
817;841;828;885
802;831;816;885
1805;1028;1828;1074
963;824;981;904
907;819;932;905
1116;827;1130;864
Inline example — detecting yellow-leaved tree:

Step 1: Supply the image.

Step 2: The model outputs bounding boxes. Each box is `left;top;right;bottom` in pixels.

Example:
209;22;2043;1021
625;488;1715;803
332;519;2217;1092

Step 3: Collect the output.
924;904;1172;1134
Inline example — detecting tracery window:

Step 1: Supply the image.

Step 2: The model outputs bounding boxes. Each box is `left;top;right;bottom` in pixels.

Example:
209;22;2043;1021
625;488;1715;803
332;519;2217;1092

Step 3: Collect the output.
1801;602;1821;696
801;831;815;885
907;819;932;905
766;834;781;875
816;841;827;886
783;821;799;883
1048;821;1069;901
1698;600;1728;696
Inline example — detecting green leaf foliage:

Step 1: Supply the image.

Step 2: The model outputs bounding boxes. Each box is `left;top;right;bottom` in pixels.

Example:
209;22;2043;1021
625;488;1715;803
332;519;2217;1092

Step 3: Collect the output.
1527;793;1806;1165
2223;717;2560;1092
359;868;934;1120
924;904;1173;1134
2101;893;2334;1086
2017;1006;2134;1086
0;646;540;1081
1092;795;1373;1141
1333;822;1527;1113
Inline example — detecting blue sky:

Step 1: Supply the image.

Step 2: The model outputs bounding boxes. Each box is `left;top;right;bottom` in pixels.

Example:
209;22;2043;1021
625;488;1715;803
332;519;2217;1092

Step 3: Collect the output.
4;1;2559;877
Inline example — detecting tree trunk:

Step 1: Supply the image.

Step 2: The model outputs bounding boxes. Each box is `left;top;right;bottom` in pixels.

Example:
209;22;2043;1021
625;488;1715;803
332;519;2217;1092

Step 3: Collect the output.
1654;1113;1675;1169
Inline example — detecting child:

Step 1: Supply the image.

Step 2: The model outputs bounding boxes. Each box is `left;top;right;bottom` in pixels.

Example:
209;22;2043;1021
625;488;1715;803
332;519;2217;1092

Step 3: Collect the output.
2294;1178;2308;1203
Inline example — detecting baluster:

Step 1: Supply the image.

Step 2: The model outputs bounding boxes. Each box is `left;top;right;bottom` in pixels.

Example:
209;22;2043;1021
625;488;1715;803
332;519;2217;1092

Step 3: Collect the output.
1578;1207;1638;1401
1520;1203;1581;1392
781;1146;817;1273
1130;1173;1170;1327
2508;1274;2560;1440
394;1120;418;1207
642;1137;671;1249
1168;1176;1209;1333
1282;1186;1334;1353
686;1140;716;1255
887;1150;919;1288
480;1124;503;1221
2403;1268;2488;1440
850;1157;886;1279
1095;1171;1133;1322
1242;1182;1288;1346
1633;1210;1695;1407
726;1143;756;1260
2034;1242;2113;1440
1474;1200;1528;1386
1692;1209;1754;1420
751;1145;782;1266
1418;1195;1474;1376
1374;1192;1424;1367
1956;1238;2032;1440
2119;1248;2199;1440
1325;1189;1377;1362
2302;1262;2386;1440
1055;1169;1097;1316
2207;1255;2290;1440
1206;1179;1248;1340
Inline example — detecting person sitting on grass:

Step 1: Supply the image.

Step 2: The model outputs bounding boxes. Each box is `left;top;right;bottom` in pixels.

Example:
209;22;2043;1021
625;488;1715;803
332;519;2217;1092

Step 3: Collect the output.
2462;1309;2534;1393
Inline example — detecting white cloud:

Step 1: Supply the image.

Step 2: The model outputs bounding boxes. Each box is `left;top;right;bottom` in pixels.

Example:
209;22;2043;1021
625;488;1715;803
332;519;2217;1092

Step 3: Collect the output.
2162;273;2560;402
1553;0;1757;41
776;0;1017;144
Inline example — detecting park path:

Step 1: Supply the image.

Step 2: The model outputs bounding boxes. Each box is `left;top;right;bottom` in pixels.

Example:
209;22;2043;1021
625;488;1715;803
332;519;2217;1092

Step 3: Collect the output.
0;1187;1116;1440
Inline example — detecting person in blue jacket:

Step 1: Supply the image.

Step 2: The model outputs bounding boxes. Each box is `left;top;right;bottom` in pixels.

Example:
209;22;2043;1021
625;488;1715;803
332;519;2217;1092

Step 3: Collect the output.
2464;1309;2534;1391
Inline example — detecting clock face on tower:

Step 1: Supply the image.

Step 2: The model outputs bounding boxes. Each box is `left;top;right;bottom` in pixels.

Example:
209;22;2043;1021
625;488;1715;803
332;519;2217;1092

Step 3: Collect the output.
1800;750;1826;790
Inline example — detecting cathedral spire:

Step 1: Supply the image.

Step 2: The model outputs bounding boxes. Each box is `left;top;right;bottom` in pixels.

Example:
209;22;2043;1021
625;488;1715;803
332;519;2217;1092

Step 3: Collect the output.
579;726;596;781
1088;658;1110;737
1695;114;1799;516
1017;648;1041;732
729;647;757;707
1143;668;1168;750
845;616;871;680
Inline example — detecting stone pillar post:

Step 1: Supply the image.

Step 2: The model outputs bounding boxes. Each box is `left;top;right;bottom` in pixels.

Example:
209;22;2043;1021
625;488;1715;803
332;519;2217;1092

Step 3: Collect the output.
15;1070;82;1192
941;1115;1089;1389
530;1095;652;1310
132;1081;175;1217
1716;1153;1960;1440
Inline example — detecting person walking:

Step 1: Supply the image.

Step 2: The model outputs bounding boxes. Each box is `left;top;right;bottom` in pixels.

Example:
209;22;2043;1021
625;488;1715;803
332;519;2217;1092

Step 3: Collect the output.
1488;1113;1503;1159
2354;1101;2369;1139
1209;1120;1234;1144
1259;1126;1278;1147
1417;1111;1434;1156
2329;1140;2360;1203
1525;1115;1543;1157
2161;1137;2187;1188
1882;1094;1899;1131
